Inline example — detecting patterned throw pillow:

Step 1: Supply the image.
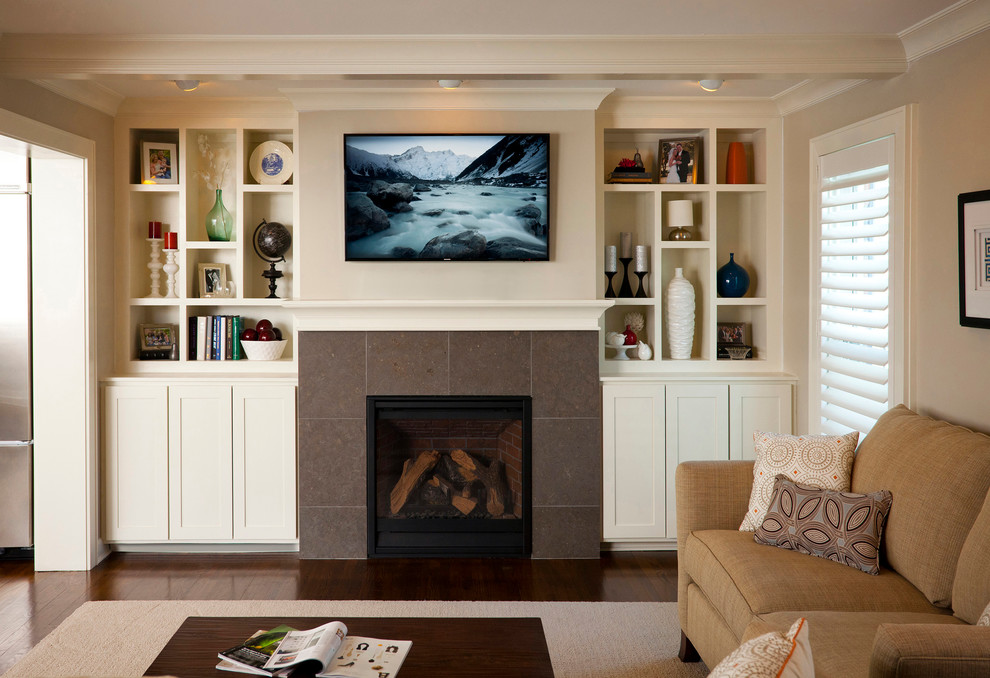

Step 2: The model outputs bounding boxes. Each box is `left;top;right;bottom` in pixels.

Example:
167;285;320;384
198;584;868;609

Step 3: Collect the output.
754;475;893;575
979;600;990;626
707;617;814;678
740;430;859;531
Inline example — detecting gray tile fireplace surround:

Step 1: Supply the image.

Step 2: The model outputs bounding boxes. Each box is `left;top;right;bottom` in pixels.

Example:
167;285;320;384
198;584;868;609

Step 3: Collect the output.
297;330;602;558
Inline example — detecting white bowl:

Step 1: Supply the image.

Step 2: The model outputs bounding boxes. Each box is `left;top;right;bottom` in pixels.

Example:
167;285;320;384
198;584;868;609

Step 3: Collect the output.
240;339;288;361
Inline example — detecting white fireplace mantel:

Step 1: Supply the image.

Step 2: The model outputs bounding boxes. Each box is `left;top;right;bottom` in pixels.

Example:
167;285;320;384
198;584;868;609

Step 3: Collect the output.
286;299;613;332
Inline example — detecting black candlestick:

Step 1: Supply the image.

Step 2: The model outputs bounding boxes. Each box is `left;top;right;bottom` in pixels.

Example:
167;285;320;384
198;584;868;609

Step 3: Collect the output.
635;271;648;298
604;271;617;298
262;260;283;299
618;257;634;297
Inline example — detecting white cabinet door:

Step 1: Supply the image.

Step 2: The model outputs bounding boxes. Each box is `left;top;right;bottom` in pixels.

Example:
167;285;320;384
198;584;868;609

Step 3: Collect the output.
729;384;793;460
602;384;666;540
232;385;297;540
103;385;168;541
665;384;729;536
168;385;233;540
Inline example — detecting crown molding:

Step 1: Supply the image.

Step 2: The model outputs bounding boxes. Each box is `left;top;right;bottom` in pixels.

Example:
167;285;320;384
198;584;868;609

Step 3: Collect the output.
597;96;781;120
31;78;124;116
0;34;907;80
899;0;990;62
772;79;868;116
282;87;614;111
114;97;297;118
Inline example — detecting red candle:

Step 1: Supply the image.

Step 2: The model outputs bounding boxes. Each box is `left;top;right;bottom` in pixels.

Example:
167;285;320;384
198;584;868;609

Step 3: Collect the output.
147;221;163;239
164;231;178;249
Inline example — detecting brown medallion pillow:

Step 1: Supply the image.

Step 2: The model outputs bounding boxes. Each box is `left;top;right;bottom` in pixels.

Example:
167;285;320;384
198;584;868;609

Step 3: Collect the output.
754;474;893;575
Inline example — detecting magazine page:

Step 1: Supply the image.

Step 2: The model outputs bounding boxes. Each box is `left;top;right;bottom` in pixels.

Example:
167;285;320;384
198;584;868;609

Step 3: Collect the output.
263;621;348;673
218;626;296;675
318;636;412;678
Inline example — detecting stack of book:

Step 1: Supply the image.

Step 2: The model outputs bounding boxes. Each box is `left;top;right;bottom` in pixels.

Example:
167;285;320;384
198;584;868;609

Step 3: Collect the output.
189;315;245;361
608;167;653;184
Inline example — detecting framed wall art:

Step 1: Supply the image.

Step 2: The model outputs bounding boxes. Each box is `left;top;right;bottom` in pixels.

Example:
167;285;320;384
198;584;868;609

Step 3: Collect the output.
140;141;177;184
959;189;990;328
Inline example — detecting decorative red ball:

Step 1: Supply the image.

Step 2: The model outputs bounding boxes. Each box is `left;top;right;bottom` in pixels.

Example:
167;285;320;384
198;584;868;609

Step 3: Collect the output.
272;327;283;341
255;319;273;333
257;328;276;341
240;328;258;341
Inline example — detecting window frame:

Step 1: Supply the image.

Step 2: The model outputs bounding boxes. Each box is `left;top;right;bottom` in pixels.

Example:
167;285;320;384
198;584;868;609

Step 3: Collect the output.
808;106;915;435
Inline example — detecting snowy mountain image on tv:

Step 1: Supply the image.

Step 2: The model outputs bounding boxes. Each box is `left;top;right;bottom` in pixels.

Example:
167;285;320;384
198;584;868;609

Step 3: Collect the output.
344;134;549;261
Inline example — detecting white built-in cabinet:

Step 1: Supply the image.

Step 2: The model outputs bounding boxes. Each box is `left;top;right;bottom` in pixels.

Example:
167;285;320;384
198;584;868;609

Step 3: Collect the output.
102;381;297;544
602;378;793;548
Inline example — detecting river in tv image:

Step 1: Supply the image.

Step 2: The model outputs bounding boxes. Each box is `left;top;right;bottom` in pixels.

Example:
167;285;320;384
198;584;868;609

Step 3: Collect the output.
346;183;548;260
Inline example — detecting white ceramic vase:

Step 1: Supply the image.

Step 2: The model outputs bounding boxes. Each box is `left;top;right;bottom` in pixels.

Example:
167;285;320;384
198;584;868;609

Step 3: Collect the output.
666;267;695;359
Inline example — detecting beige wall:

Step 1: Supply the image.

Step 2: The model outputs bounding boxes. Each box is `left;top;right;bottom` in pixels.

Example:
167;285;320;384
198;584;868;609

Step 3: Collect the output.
782;30;990;433
298;109;596;300
0;79;115;377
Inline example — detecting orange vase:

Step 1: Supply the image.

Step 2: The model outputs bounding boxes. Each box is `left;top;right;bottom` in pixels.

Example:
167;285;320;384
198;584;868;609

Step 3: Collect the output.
725;142;748;184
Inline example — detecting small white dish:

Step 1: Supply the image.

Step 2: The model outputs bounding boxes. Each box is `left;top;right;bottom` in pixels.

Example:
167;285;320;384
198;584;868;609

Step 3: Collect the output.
249;140;293;185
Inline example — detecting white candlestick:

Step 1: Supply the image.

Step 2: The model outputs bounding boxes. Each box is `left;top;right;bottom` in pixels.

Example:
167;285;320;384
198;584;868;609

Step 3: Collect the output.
146;238;163;298
163;250;179;299
620;232;632;258
634;245;648;272
605;246;617;272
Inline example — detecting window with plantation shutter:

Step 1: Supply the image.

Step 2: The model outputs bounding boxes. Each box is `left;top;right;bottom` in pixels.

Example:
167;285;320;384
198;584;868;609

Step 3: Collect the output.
811;109;910;438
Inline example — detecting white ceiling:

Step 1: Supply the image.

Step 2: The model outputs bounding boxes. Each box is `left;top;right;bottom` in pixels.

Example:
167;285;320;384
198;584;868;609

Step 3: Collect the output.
0;0;980;105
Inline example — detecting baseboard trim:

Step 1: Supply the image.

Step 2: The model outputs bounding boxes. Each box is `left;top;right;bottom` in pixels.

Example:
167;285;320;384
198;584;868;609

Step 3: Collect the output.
109;542;299;554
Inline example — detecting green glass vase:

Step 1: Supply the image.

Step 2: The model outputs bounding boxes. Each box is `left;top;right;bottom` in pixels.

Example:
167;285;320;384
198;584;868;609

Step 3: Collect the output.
205;188;233;242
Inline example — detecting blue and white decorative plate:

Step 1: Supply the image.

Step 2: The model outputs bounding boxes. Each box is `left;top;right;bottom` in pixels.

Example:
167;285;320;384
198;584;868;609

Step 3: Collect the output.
249;140;293;185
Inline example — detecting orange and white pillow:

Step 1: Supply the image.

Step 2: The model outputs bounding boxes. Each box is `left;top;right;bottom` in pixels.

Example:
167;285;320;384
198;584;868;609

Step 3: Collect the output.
979;600;990;626
707;617;814;678
740;431;859;531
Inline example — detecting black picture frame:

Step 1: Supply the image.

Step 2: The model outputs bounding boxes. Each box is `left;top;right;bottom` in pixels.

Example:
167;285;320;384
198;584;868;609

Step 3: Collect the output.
958;189;990;329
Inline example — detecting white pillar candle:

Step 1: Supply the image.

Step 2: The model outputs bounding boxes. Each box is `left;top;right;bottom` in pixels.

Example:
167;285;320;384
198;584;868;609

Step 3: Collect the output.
634;245;648;272
605;246;617;272
620;232;632;258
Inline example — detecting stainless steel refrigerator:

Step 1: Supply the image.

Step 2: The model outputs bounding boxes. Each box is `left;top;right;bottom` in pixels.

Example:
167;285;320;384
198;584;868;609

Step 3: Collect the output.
0;154;33;549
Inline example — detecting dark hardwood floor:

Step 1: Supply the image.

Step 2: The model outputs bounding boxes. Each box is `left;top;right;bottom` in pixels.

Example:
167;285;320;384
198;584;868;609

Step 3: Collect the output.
0;551;678;672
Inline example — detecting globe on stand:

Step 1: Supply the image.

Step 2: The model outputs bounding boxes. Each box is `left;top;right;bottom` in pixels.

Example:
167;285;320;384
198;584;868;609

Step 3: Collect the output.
253;219;292;299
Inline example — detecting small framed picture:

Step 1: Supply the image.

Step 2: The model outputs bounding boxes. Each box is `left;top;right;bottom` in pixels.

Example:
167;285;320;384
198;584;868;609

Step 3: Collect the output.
659;138;701;184
198;262;227;298
141;141;177;184
138;323;178;360
958;189;990;328
717;322;747;345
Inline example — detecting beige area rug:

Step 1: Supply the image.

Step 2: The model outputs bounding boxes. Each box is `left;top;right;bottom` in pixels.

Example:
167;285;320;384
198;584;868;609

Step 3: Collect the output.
4;600;709;678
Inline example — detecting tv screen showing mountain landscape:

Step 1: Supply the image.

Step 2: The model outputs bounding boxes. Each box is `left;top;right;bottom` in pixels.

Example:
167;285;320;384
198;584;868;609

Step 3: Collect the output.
344;134;549;261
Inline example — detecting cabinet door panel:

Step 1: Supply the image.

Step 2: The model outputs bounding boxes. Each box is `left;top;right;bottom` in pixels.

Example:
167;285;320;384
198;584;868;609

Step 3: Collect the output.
103;385;168;541
729;384;793;460
665;384;729;536
602;384;665;540
168;385;232;540
233;385;297;540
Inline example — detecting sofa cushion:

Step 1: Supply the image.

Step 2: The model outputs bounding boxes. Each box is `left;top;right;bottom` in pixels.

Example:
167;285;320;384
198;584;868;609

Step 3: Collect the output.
754;475;892;575
952;489;990;624
707;617;813;678
684;529;944;639
740;430;859;531
755;610;966;678
851;405;990;608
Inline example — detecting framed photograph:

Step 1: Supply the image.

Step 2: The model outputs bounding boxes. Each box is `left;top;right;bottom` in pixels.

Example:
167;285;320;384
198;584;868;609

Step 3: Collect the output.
138;323;178;360
659;138;701;184
198;262;227;298
717;322;747;345
141;141;177;184
958;189;990;328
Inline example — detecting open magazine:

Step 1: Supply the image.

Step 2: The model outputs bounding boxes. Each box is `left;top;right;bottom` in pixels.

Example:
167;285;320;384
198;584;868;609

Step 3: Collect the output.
217;621;412;678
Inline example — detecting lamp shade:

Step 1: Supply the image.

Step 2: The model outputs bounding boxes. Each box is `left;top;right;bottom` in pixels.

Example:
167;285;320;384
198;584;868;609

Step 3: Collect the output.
668;200;694;228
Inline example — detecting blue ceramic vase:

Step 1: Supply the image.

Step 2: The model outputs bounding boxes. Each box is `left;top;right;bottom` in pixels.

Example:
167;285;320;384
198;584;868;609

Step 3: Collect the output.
717;253;750;297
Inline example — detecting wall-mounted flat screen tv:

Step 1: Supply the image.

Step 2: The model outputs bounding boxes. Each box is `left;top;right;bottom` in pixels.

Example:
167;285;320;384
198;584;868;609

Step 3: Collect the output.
344;133;549;261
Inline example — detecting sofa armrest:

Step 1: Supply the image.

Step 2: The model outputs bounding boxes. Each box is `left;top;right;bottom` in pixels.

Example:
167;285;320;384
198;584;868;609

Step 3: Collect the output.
870;623;990;678
675;460;754;635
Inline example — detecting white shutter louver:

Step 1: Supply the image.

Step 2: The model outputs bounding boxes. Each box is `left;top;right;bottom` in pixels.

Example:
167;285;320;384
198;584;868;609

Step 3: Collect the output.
817;137;893;437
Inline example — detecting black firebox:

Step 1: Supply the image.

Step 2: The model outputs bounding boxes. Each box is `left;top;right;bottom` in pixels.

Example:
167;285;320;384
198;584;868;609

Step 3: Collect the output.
367;396;532;557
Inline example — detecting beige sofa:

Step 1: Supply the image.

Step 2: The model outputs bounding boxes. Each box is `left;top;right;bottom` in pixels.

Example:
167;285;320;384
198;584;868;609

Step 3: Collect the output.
676;405;990;677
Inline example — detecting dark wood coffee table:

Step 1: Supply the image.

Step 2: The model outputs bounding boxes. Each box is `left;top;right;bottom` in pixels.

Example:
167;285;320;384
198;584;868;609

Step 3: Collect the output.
144;616;554;677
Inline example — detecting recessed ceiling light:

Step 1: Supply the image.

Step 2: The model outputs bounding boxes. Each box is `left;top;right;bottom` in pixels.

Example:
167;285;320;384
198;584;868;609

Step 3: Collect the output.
174;80;200;92
699;79;724;92
438;79;462;89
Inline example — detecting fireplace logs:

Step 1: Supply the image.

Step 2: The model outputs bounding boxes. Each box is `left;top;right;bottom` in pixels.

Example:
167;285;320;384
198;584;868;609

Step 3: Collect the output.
389;448;510;518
